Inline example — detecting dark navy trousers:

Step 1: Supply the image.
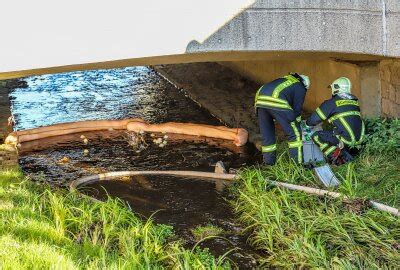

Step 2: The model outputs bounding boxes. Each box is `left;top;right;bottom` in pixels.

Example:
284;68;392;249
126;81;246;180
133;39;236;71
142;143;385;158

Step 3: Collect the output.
257;107;303;165
312;130;340;158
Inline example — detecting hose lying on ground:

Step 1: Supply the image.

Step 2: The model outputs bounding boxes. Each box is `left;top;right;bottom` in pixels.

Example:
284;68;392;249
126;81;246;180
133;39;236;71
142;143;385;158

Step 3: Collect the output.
5;119;248;146
70;170;236;190
70;171;399;217
268;180;399;217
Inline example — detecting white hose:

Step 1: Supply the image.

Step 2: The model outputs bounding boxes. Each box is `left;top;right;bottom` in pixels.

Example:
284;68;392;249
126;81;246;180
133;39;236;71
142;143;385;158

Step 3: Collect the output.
70;170;236;190
70;170;399;217
268;180;399;217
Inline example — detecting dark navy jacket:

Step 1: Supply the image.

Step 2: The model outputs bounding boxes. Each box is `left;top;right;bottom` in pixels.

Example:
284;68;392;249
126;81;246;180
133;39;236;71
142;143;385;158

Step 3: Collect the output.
255;74;307;121
306;93;364;145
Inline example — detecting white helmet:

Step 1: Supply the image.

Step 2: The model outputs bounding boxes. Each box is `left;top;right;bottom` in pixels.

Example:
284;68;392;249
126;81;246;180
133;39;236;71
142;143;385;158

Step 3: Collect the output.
299;74;310;89
330;77;351;95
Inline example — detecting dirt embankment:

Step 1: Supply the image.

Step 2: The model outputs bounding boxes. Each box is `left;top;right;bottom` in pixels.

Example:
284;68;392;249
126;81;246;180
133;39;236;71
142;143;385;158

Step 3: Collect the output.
153;63;266;147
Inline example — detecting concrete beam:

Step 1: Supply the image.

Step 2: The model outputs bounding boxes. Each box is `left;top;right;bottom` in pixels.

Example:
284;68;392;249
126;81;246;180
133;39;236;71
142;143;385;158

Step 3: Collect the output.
188;0;393;56
0;0;398;77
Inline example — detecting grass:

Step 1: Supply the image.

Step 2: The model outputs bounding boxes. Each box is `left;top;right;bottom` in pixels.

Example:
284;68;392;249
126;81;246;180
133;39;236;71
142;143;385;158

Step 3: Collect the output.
1;118;398;268
0;166;229;269
191;224;224;242
230;119;400;268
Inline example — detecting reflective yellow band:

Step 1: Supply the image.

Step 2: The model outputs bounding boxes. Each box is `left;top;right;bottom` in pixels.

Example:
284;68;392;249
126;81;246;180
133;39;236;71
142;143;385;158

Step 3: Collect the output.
328;111;360;123
359;120;365;143
290;121;302;163
339;117;355;143
262;144;277;153
316;107;327;121
336;135;353;146
324;146;336;156
272;76;299;98
336;100;359;107
254;86;263;106
257;95;290;105
313;136;328;151
288;140;303;148
255;100;292;110
291;122;301;141
336;119;365;147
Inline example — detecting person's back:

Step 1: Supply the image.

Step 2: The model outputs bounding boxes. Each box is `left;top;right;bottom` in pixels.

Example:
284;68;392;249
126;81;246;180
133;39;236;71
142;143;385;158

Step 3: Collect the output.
255;73;310;165
306;77;364;163
308;93;363;145
255;74;307;118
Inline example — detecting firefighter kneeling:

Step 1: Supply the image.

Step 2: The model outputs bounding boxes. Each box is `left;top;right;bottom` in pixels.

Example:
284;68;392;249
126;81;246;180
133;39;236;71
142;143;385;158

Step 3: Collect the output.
306;77;365;165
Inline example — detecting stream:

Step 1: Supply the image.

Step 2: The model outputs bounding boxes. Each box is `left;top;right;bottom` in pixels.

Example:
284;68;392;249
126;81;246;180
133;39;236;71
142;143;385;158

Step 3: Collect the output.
8;66;262;268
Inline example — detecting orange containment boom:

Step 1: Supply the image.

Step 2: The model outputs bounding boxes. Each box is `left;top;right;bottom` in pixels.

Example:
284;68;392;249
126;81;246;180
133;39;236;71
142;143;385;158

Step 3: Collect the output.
5;119;248;146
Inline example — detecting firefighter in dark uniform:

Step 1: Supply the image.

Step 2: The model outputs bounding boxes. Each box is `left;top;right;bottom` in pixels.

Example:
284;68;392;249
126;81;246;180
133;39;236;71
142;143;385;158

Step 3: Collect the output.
306;77;365;163
255;73;310;165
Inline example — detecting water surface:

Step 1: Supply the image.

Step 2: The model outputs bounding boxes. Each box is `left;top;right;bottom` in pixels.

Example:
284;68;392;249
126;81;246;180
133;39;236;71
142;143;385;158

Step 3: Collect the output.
9;67;261;268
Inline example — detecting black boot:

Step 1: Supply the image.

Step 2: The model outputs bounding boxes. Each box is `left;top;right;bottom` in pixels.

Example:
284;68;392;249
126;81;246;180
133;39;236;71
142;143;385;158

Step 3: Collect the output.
341;149;354;163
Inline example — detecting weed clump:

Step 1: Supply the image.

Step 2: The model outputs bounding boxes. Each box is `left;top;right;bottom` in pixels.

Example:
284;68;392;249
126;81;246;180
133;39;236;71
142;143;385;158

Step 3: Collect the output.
0;167;228;269
362;117;400;153
191;224;224;242
230;118;400;268
232;168;400;268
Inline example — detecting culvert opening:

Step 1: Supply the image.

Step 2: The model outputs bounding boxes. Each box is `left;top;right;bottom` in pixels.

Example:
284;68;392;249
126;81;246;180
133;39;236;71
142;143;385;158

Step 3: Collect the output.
7;65;262;267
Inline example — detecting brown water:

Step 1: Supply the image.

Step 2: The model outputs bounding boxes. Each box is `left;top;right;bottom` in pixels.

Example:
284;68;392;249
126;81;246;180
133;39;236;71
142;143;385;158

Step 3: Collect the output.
19;132;261;267
9;67;262;267
82;175;259;267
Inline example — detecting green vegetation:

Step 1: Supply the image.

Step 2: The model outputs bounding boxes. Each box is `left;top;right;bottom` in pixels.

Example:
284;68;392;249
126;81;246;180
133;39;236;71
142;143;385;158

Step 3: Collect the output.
0;166;228;269
362;118;400;153
230;118;400;268
191;224;224;242
1;118;398;269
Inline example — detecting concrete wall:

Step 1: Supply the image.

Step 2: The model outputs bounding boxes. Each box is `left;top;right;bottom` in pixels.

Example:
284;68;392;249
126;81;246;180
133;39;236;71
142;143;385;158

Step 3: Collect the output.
220;60;360;112
190;0;400;57
380;60;400;117
0;82;12;143
360;64;382;117
0;0;398;77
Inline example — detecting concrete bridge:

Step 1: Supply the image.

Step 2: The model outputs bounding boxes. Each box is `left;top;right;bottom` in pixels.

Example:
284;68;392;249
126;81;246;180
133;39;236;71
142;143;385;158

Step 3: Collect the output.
1;0;399;75
0;0;399;141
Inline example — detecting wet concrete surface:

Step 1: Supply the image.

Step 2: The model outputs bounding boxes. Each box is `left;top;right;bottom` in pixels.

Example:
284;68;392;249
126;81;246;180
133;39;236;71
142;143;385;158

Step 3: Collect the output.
154;63;264;146
9;66;263;267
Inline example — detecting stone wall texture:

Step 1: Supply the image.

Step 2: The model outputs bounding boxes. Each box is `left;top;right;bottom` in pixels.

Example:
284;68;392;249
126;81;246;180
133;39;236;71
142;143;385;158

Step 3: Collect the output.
380;60;400;118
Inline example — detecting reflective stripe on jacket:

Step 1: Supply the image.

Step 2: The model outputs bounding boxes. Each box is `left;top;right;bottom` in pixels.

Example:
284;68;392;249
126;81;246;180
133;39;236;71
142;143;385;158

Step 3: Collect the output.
254;75;307;119
307;94;365;146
